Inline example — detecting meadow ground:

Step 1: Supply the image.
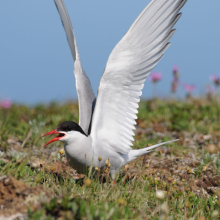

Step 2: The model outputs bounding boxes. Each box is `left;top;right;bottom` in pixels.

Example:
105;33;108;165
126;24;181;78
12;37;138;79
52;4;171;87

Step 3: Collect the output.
0;98;220;219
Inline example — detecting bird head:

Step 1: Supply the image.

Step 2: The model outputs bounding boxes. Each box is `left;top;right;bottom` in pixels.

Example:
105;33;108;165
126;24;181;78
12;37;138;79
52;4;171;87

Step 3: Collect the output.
43;121;87;147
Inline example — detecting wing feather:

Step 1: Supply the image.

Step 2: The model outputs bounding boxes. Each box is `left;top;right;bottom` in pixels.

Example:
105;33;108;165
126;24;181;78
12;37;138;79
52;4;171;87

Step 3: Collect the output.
90;0;187;154
54;0;96;135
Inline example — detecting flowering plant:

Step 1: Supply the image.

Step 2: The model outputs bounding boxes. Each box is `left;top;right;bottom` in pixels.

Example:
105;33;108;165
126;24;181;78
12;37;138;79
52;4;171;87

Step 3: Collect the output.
171;65;180;93
0;99;12;109
148;72;162;98
148;72;162;83
205;85;215;100
173;65;179;80
183;84;196;93
210;74;220;87
183;84;196;99
171;79;179;93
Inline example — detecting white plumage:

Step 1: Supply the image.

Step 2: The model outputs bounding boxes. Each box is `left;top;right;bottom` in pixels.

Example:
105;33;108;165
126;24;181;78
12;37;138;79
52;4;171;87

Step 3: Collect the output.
44;0;187;178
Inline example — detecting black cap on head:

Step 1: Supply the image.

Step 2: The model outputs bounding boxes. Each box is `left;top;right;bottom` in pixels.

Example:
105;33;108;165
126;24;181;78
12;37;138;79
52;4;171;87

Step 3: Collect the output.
57;121;87;136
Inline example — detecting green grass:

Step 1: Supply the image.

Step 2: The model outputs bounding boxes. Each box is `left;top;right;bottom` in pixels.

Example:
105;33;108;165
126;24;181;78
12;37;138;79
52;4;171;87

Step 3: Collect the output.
1;98;220;219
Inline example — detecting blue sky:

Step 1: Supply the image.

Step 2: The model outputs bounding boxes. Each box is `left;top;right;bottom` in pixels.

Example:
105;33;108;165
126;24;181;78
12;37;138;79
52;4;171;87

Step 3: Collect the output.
0;1;220;104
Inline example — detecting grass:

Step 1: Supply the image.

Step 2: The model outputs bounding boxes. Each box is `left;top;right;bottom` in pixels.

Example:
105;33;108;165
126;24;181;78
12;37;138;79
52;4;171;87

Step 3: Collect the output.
1;98;220;219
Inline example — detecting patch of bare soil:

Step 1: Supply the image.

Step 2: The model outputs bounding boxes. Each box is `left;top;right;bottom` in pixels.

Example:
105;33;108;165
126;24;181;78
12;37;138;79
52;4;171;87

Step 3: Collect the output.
125;153;220;199
0;175;50;218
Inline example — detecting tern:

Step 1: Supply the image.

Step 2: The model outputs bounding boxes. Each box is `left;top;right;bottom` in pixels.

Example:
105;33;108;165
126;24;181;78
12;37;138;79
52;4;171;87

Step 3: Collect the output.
43;0;187;178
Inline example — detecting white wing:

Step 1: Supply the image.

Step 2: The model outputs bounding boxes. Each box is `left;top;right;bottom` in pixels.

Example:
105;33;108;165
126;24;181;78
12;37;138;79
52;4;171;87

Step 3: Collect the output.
54;0;96;135
91;0;187;153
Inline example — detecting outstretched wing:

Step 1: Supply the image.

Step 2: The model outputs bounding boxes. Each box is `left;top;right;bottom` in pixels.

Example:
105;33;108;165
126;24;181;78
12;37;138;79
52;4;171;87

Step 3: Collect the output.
91;0;186;153
54;0;96;135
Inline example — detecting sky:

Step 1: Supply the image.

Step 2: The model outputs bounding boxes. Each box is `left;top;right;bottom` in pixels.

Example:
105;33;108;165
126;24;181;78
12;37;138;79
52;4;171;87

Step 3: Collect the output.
0;1;220;104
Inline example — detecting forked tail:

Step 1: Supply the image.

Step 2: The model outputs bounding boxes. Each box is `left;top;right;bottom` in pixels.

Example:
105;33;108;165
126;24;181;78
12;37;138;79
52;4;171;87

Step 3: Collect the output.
126;139;178;164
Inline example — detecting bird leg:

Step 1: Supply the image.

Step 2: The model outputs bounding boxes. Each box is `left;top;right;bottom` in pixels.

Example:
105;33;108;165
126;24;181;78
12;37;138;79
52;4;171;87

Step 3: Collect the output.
112;180;115;190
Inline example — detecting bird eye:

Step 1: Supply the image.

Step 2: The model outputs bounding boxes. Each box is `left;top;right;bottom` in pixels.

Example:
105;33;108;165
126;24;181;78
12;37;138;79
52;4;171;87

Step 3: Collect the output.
68;126;71;131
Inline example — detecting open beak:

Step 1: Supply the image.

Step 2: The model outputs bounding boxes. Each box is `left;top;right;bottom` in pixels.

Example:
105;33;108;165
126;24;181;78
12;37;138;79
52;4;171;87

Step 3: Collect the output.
42;129;66;147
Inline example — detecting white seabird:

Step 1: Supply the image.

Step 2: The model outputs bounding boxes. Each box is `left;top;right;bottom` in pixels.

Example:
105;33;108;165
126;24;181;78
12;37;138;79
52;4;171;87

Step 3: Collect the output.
43;0;187;178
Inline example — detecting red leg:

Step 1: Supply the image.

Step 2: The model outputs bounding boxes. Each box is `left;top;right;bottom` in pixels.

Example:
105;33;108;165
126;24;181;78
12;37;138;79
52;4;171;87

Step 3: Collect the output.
113;180;115;190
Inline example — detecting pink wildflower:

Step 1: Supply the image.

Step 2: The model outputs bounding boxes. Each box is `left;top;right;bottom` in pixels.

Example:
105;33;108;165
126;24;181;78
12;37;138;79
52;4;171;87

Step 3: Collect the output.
148;72;162;83
173;65;179;73
183;84;196;93
0;99;12;109
210;74;220;86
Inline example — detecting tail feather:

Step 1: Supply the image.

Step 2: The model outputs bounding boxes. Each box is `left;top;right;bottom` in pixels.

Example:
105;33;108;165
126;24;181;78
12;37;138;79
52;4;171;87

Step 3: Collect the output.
126;139;178;163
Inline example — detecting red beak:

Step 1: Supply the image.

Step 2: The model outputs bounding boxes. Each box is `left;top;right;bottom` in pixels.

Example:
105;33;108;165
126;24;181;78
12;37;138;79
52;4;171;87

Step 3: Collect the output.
43;129;66;147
